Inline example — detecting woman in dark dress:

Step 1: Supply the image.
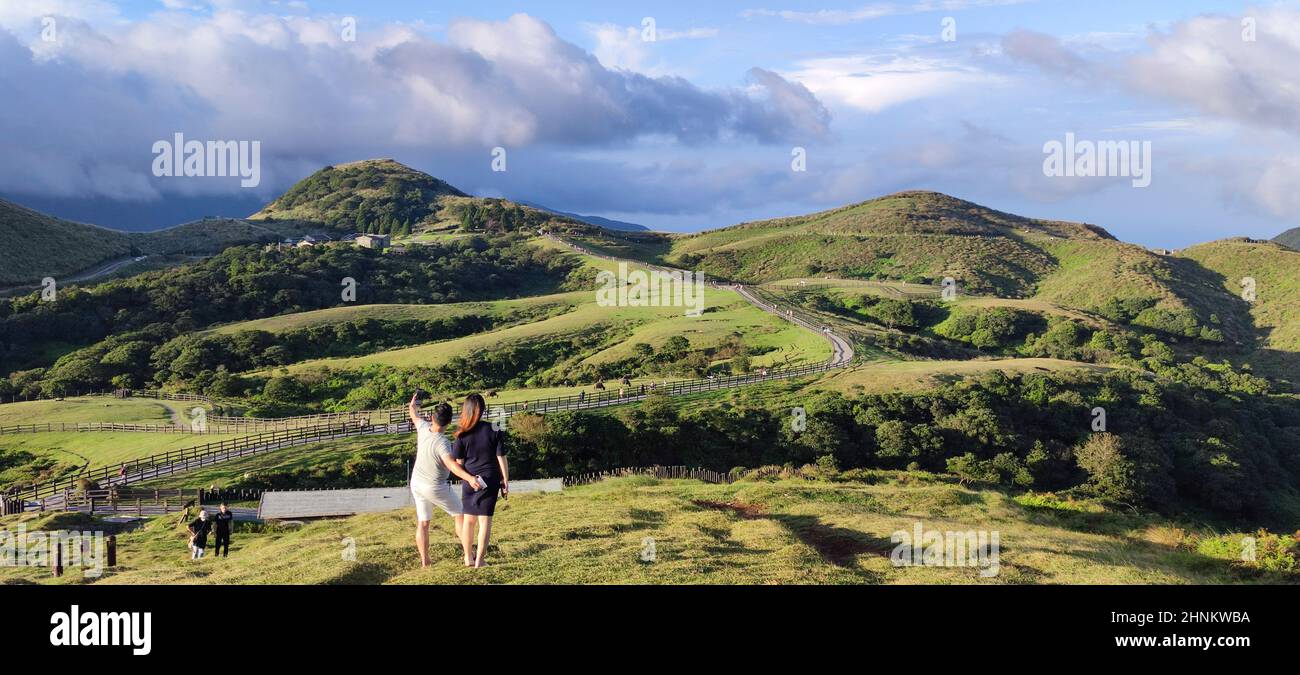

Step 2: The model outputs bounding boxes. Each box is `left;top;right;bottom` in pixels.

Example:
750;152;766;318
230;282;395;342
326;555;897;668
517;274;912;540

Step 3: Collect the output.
453;394;509;568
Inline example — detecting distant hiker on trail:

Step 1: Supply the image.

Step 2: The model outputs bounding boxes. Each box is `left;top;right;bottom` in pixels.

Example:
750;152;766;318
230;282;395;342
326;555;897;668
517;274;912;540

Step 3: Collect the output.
212;503;234;557
188;509;212;560
408;393;482;568
453;394;509;569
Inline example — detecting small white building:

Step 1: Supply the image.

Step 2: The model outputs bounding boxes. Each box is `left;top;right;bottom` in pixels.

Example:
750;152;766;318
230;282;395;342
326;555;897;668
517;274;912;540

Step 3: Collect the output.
355;234;391;250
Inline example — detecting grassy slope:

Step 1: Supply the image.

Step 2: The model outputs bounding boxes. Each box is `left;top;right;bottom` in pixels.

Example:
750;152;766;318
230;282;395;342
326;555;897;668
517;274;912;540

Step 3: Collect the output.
1274;227;1300;251
204;296;573;335
636;191;1113;296
263;241;830;376
814;358;1115;395
1180;238;1300;381
0;199;336;287
0;198;132;285
581;193;1246;345
3;476;1289;585
272;288;828;374
0;430;242;484
0;396;196;427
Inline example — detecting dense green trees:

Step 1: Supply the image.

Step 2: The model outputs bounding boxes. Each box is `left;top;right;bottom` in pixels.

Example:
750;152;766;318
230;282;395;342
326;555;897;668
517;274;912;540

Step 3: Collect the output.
489;363;1300;527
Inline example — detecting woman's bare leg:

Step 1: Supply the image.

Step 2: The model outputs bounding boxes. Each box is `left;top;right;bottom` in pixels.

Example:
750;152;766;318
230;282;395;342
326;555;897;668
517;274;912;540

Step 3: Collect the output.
452;514;464;541
459;515;475;565
474;516;493;568
415;520;431;568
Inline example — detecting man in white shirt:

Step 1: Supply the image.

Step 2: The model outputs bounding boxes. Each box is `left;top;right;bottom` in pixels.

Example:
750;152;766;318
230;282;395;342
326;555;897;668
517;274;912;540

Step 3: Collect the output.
408;394;482;568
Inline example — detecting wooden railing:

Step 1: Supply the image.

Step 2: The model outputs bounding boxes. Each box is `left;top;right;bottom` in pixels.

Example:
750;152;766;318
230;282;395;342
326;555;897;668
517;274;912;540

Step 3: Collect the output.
3;421;386;503
26;488;200;516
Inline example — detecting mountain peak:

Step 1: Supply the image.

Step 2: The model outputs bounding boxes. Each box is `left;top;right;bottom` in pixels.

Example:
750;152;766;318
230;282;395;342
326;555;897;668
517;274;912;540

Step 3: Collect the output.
1273;226;1300;251
250;159;467;227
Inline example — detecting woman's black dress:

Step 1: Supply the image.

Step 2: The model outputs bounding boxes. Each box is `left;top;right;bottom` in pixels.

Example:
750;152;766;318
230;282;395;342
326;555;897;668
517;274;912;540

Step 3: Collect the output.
453;422;506;516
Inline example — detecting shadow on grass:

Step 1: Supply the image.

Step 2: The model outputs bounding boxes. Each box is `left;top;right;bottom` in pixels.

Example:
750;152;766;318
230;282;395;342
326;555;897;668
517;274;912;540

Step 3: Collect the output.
770;514;894;570
325;561;393;585
690;498;888;576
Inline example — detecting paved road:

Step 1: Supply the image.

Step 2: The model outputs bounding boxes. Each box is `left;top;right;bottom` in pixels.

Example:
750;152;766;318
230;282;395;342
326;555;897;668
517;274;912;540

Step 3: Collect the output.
0;256;150;294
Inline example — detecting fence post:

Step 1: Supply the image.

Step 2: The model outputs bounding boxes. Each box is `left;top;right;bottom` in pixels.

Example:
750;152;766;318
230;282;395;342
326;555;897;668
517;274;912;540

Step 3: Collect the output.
52;538;63;577
107;535;117;567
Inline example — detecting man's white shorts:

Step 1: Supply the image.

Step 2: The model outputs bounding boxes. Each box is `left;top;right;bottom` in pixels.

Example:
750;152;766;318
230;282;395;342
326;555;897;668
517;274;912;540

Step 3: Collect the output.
410;478;463;521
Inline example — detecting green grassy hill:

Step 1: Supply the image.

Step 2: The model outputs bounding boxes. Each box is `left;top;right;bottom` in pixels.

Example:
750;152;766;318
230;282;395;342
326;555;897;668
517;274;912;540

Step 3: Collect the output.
1273;227;1300;251
579;192;1249;349
1180;238;1300;382
640;191;1112;295
3;475;1295;585
0;198;133;286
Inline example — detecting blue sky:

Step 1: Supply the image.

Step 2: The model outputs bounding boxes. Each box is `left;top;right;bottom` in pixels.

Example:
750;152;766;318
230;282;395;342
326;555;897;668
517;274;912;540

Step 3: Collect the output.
3;0;1299;247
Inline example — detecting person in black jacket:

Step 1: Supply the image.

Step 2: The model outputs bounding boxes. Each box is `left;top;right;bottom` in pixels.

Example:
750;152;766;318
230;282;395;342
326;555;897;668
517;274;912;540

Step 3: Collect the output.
453;394;508;568
212;503;234;557
187;510;212;560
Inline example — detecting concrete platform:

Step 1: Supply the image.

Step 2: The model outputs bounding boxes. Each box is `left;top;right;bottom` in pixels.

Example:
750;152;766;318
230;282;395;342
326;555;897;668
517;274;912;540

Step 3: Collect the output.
257;479;563;520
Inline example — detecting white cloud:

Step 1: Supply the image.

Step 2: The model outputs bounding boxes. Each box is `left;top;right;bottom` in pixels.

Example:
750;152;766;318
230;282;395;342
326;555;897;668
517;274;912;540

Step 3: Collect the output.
585;22;717;73
1126;8;1300;135
743;0;1033;25
783;53;1002;113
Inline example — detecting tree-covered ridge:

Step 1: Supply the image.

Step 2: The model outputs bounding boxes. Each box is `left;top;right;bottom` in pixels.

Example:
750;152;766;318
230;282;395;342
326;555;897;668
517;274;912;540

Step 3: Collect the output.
0;234;582;387
250;159;466;231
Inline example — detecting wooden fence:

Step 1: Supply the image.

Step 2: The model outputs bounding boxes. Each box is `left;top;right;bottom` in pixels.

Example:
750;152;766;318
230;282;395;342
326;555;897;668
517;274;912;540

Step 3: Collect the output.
563;465;735;486
29;488;200;516
3;421;384;504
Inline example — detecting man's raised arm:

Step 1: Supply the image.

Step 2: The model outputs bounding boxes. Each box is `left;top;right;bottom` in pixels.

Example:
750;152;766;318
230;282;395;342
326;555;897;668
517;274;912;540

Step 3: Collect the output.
407;393;423;426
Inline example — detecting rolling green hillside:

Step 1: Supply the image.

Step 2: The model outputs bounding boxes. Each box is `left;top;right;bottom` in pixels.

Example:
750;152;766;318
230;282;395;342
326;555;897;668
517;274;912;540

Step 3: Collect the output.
579;192;1242;347
0;198;133;286
1181;238;1300;382
0;200;329;287
643;191;1112;295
